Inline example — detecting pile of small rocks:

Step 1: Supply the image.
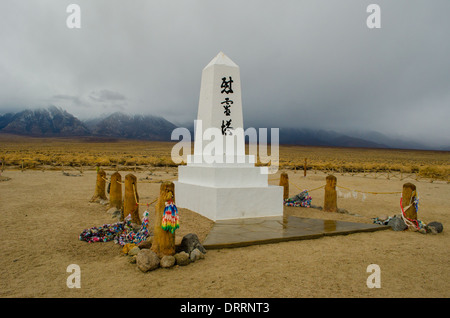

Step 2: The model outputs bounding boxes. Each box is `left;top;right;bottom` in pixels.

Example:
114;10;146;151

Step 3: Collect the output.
123;233;207;273
375;214;444;234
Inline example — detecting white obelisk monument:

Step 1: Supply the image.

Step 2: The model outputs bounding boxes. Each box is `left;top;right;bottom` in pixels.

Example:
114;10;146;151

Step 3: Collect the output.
174;52;283;221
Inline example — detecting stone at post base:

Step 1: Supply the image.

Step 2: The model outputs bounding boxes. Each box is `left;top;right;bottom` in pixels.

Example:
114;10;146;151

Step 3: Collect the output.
174;251;190;266
176;233;206;254
388;215;408;231
136;249;160;272
160;255;176;268
426;221;443;234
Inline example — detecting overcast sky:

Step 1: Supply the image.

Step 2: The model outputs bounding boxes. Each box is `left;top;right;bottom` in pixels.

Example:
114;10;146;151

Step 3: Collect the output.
0;0;449;146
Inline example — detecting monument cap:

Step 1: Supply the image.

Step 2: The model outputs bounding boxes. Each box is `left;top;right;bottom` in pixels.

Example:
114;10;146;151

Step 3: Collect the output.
204;51;239;69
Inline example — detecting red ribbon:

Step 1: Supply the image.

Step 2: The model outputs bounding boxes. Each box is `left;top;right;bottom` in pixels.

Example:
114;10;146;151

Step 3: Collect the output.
400;197;420;229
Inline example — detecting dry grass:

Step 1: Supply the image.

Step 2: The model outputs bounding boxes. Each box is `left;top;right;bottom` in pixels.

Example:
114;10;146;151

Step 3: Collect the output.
1;134;449;180
275;145;450;180
0;134;175;169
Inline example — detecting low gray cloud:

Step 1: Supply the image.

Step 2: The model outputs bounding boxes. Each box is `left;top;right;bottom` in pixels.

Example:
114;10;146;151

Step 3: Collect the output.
52;94;83;105
89;89;126;102
0;0;449;147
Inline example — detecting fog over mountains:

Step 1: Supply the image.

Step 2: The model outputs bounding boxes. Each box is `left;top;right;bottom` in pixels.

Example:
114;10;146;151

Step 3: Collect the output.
0;106;176;141
0;106;448;151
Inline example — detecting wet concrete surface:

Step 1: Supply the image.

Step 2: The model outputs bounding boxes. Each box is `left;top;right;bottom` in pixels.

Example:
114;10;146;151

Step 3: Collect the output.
203;215;390;249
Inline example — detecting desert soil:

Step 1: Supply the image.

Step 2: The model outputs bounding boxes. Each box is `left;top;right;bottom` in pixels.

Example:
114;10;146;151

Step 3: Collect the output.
0;168;448;298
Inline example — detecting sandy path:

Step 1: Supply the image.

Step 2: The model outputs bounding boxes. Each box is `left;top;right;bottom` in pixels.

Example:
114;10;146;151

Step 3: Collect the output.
0;168;448;298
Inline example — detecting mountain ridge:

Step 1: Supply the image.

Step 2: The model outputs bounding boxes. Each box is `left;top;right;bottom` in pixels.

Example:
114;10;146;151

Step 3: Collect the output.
0;106;447;151
0;106;90;137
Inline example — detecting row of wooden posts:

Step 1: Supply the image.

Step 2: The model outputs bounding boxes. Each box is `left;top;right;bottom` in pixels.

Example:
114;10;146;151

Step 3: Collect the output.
90;168;176;257
90;169;419;257
91;169;418;222
279;172;418;220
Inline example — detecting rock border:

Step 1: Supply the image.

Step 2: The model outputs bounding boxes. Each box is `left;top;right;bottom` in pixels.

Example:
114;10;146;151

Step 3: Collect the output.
123;233;207;273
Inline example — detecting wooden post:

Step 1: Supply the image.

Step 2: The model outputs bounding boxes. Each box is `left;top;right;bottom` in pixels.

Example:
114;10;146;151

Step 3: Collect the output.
402;183;417;220
21;160;24;172
323;175;337;212
109;172;123;211
152;181;176;257
90;168;107;202
123;174;141;224
279;172;289;200
304;158;307;177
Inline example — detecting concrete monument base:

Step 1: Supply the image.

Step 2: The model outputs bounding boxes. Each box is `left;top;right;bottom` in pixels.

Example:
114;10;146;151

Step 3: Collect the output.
174;180;283;221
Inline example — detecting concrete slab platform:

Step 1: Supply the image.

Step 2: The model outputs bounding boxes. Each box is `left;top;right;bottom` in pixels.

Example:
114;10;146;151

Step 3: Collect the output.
202;215;390;249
